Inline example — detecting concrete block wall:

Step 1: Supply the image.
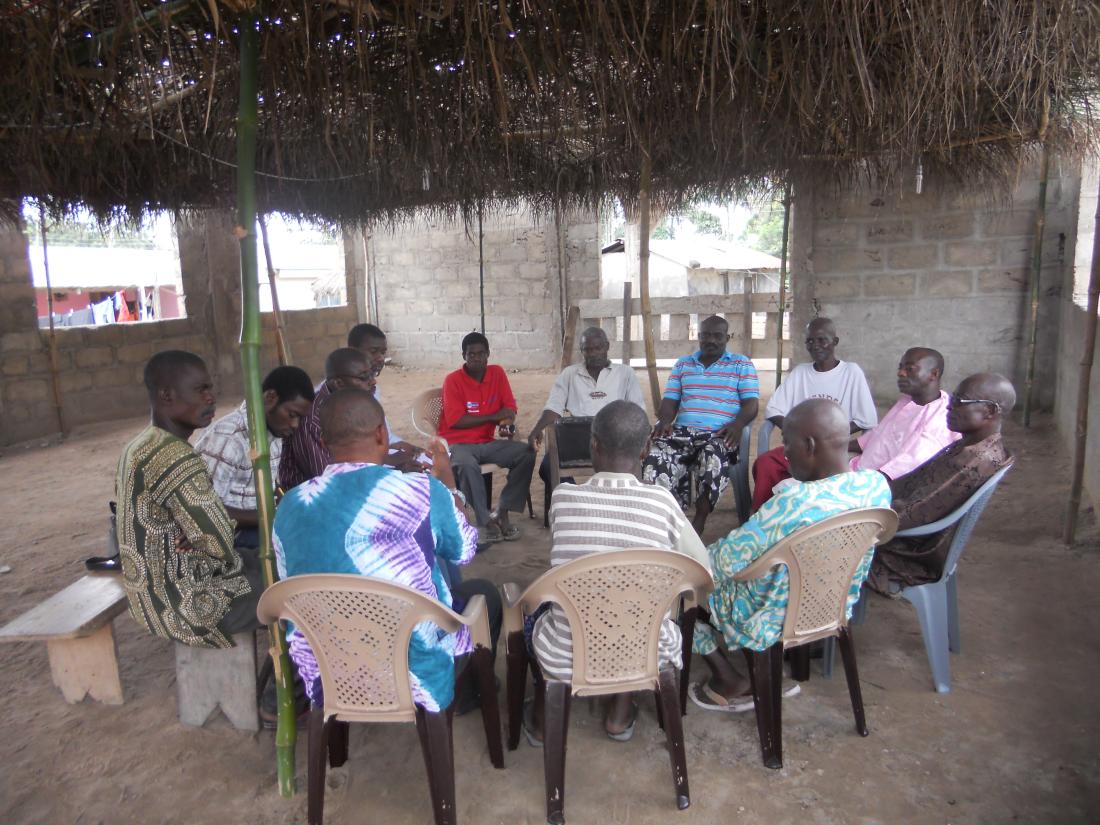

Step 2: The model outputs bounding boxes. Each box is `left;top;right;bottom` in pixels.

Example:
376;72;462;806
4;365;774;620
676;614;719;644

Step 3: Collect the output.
1;211;363;446
790;160;1078;405
367;205;600;369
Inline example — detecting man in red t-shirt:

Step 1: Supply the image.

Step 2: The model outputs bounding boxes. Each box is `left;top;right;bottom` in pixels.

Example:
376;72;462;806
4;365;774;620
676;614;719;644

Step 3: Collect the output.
438;332;535;542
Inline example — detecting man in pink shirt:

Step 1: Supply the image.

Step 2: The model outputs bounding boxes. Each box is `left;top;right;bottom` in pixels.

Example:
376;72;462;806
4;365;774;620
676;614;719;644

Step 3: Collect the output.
850;347;959;479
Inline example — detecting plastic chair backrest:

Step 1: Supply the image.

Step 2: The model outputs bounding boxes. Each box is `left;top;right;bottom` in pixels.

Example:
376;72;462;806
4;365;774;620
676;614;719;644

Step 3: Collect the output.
514;549;713;696
936;461;1013;580
257;574;464;724
757;419;776;457
411;388;443;439
734;508;898;647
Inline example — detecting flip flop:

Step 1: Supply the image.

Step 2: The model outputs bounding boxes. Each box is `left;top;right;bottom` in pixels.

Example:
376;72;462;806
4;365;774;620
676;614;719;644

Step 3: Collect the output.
478;525;506;545
605;701;638;742
499;523;521;541
688;681;802;713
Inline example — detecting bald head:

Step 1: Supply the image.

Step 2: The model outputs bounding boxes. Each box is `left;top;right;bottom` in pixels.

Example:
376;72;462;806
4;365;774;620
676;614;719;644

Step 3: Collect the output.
897;347;945;402
591;401;651;469
960;373;1016;411
319;388;386;451
783;398;852;481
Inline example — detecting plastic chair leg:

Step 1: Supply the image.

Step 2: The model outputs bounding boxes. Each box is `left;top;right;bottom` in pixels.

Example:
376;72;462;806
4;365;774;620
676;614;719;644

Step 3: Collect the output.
901;582;952;693
836;627;869;736
327;720;349;768
415;706;456;825
543;680;572;825
473;646;505;768
821;637;836;679
743;643;784;769
789;645;811;682
946;574;961;653
657;668;691;810
505;630;529;751
307;705;330;825
678;607;698;716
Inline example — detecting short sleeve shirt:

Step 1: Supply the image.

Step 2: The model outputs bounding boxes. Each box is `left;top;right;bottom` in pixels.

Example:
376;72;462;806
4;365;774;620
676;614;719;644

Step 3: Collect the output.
437;364;517;445
665;350;759;431
543;362;646;417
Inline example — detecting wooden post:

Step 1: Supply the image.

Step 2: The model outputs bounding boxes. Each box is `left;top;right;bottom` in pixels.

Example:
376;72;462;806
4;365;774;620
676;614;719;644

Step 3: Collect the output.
234;10;296;796
258;213;292;365
1064;185;1100;546
638;155;661;409
560;305;580;371
1024;111;1051;426
741;274;754;357
37;204;65;437
621;280;632;364
775;186;792;386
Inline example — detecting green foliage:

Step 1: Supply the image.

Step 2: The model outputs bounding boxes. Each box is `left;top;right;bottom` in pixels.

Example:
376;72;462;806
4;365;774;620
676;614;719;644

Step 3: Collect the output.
652;217;674;239
739;203;786;256
685;208;722;236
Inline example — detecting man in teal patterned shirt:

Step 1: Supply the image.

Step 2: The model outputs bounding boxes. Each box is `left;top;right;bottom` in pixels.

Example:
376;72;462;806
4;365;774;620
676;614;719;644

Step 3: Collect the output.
689;398;891;711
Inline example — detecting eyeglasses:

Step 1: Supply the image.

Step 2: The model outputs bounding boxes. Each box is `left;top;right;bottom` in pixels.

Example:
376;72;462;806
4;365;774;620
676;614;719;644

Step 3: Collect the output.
949;394;1000;412
337;372;376;383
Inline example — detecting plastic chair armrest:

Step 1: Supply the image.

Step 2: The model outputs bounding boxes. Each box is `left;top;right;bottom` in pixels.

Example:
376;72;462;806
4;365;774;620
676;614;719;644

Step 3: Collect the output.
459;594;492;651
894;509;966;538
731;554;786;583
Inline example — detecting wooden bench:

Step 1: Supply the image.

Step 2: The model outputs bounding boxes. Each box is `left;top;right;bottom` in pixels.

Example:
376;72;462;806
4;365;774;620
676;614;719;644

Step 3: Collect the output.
0;573;128;705
174;630;260;732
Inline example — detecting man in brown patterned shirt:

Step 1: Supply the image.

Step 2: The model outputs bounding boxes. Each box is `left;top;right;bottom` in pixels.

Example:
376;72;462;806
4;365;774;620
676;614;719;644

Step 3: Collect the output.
116;351;261;649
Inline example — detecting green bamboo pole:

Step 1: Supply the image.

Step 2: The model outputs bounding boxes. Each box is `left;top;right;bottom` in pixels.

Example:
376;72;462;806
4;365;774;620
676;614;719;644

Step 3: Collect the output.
234;8;297;796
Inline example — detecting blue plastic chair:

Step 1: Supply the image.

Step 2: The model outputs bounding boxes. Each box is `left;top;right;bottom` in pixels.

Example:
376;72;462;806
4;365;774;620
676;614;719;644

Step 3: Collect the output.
727;424;753;524
823;461;1014;690
757;418;776;458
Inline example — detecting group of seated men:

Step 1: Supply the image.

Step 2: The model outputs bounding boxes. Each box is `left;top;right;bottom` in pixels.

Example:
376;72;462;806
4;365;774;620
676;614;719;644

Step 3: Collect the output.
114;314;1014;735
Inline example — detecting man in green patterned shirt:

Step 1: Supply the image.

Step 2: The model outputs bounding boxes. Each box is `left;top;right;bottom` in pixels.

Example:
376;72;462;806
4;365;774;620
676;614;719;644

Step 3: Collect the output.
116;351;262;649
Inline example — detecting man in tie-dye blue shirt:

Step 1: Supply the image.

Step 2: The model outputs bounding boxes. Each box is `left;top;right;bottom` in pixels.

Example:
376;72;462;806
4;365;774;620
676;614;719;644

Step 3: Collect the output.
274;388;495;713
689;398;891;712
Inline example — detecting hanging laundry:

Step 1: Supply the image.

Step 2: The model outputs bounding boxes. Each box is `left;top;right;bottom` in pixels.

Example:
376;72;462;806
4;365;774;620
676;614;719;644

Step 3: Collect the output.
114;290;135;322
91;297;114;325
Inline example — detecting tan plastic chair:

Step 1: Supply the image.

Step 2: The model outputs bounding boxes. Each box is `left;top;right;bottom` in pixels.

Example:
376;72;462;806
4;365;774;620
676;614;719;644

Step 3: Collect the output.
256;574;503;825
503;549;714;824
411;386;534;519
707;507;897;770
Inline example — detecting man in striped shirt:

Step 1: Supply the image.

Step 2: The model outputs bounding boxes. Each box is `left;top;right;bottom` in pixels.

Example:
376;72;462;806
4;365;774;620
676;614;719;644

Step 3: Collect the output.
529;400;710;742
642;315;760;534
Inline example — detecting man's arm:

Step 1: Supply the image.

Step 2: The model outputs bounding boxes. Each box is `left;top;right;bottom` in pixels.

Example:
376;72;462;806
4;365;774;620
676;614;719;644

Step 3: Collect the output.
767;415;785;430
715;397;759;448
654;397;679;436
163;459;239;563
528;409;562;449
426;439;478;564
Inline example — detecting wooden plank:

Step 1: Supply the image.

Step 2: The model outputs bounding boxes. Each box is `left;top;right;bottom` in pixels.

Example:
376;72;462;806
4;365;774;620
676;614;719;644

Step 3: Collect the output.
575;292;784;318
627;337;751;360
0;575;127;642
668;312;689;342
47;623;124;704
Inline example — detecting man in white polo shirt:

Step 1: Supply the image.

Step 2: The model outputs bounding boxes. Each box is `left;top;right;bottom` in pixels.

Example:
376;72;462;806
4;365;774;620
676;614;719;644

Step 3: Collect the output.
527;326;645;503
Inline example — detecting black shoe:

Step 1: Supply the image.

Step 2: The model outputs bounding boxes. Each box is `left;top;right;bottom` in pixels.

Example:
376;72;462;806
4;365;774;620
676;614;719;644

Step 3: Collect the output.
85;554;121;572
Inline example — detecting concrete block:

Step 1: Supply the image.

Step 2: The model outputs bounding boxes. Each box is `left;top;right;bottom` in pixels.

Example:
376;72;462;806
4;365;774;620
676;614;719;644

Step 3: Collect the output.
813;222;861;247
982;210;1038;238
74;346;115;369
813;247;884;273
4;378;50;403
814;277;862;299
920;214;975;240
1;331;43;354
488;243;529;264
518;261;548;281
116;341;155;365
945;242;997;267
59;370;94;393
923;271;974;297
174;631;259;731
978;267;1029;292
2;355;28;376
887;244;940;270
87;326;126;346
865;220;913;243
54;329;88;350
999;239;1062;268
863;273;918;298
488;298;524;315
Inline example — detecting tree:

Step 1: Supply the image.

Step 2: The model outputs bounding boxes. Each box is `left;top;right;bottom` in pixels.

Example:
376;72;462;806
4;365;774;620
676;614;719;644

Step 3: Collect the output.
685;208;722;236
739;203;786;256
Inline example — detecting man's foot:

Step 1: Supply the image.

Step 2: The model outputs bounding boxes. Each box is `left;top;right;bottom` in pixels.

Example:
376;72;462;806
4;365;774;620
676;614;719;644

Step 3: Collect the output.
489;513;521;541
689;679;802;714
522;699;543;748
604;694;638;742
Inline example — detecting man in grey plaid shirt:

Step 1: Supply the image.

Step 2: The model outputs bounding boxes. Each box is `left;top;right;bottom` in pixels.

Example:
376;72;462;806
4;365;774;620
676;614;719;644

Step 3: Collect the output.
195;365;315;547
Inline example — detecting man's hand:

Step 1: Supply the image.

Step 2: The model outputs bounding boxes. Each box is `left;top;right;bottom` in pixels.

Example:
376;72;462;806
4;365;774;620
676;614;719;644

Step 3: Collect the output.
427;438;457;488
714;421;744;450
527;428;543;451
174;534;196;554
653;418;674;438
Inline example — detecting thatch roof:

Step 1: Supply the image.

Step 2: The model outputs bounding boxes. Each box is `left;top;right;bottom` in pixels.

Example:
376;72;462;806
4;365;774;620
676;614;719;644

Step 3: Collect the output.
2;1;1099;226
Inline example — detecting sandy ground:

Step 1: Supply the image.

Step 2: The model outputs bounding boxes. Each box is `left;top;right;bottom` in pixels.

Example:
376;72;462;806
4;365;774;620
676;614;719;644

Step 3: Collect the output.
1;365;1099;825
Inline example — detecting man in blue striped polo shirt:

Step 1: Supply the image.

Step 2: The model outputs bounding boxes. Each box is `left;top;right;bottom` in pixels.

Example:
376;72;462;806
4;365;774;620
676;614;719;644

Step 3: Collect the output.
642;315;759;534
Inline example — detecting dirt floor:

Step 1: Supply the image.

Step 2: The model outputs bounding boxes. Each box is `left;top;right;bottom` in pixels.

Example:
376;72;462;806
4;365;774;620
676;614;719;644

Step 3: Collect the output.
1;365;1098;825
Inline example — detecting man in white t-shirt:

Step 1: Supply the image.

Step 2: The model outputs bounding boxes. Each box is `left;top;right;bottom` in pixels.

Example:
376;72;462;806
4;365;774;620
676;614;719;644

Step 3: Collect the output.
751;317;877;510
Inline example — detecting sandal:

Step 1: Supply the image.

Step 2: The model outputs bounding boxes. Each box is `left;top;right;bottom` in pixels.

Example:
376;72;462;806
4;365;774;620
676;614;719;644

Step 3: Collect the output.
688;680;802;714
